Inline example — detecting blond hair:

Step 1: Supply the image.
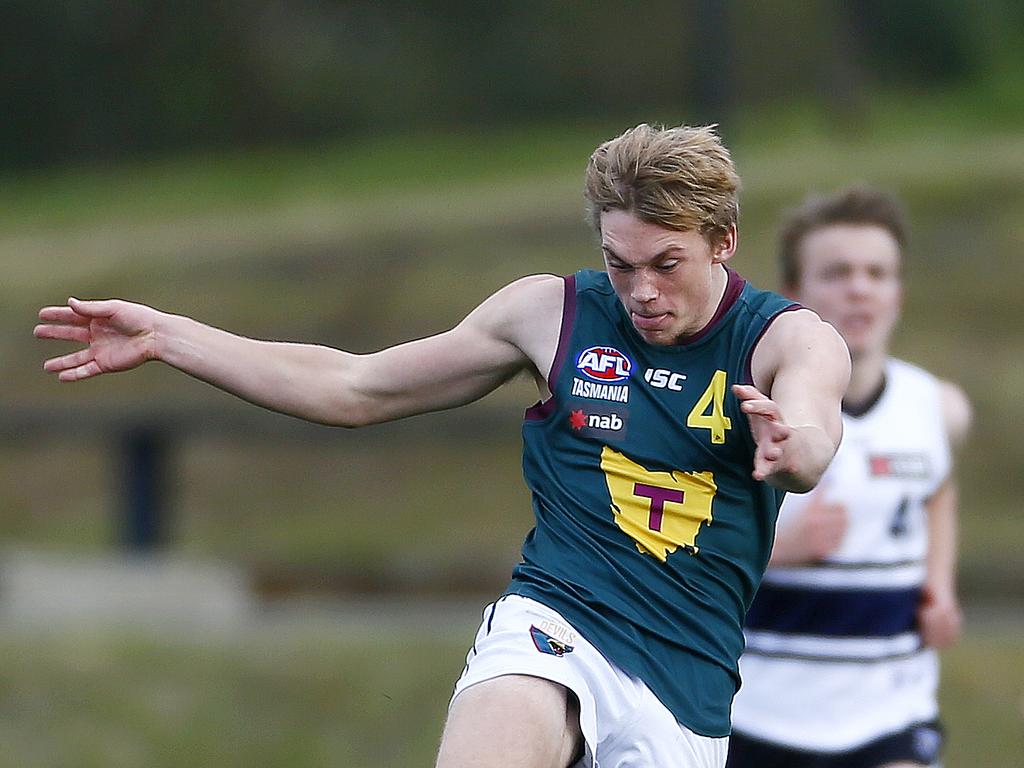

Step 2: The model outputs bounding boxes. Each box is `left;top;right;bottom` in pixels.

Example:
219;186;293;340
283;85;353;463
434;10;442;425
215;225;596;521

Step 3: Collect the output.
584;123;741;245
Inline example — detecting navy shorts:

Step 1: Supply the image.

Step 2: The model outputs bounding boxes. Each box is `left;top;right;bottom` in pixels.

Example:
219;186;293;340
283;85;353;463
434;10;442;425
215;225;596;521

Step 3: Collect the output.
726;720;944;768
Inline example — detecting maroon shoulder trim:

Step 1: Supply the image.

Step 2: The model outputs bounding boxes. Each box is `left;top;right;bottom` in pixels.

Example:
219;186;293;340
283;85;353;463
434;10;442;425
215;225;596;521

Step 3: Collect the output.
548;273;577;391
524;274;576;422
741;303;803;386
678;267;745;345
524;396;558;421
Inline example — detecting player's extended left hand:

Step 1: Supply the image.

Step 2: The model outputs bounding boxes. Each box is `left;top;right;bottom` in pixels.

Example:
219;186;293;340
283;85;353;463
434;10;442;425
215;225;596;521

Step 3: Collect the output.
732;383;796;484
34;297;160;382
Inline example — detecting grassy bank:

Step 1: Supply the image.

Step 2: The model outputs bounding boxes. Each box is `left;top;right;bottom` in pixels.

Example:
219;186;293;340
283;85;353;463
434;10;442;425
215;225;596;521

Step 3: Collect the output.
0;614;1017;767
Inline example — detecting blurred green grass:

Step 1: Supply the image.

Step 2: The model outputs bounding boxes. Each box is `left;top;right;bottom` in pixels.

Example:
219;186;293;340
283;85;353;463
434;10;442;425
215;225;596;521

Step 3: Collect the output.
0;122;611;237
0;624;462;768
940;621;1024;766
0;619;1016;768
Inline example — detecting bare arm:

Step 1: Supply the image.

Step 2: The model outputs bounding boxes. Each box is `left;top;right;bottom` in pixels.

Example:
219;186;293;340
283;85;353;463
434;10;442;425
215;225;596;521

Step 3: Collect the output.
735;309;850;492
918;381;972;648
35;275;565;427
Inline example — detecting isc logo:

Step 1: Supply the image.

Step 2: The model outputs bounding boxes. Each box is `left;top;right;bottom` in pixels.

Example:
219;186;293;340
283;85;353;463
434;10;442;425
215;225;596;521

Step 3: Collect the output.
576;346;633;383
644;368;686;391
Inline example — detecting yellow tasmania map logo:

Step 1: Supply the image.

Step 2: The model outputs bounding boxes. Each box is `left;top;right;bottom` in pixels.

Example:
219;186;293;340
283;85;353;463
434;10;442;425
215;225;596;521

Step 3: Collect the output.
600;446;717;561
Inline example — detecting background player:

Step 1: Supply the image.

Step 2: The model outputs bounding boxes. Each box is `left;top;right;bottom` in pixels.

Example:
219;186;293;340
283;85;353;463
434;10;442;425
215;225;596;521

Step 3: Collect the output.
34;124;849;768
728;186;972;768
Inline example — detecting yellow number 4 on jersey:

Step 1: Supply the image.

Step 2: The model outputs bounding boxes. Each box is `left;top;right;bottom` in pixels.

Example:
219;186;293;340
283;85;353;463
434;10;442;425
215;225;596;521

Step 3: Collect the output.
687;369;732;444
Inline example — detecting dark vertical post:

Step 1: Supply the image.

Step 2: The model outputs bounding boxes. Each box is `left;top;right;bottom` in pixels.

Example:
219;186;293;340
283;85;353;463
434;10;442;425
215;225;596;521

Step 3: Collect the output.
119;426;170;550
822;0;869;135
690;0;736;127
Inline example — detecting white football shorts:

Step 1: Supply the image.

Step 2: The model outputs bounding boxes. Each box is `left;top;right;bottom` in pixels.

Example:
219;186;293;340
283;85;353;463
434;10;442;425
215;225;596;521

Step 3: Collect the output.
451;594;728;768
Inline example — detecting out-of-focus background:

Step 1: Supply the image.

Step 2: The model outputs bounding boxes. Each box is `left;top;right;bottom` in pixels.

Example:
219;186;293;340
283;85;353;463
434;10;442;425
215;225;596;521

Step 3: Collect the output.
1;2;1022;766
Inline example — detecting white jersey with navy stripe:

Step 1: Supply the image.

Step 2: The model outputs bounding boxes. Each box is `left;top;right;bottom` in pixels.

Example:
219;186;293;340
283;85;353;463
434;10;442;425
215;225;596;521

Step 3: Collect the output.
730;358;951;751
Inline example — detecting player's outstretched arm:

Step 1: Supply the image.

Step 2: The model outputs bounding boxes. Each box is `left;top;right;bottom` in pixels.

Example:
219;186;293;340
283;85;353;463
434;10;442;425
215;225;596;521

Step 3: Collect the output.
35;275;564;427
738;309;850;492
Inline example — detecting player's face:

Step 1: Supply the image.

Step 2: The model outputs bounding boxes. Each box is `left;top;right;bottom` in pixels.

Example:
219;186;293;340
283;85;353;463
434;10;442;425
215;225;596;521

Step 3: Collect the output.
790;224;902;359
600;209;735;345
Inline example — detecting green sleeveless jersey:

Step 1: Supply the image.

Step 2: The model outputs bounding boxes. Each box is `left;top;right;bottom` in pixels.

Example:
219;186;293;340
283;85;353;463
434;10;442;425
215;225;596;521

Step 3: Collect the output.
508;268;797;736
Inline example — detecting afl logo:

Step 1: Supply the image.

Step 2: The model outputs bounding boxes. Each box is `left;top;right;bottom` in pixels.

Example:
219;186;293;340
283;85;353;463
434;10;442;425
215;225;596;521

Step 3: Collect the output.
576;346;634;383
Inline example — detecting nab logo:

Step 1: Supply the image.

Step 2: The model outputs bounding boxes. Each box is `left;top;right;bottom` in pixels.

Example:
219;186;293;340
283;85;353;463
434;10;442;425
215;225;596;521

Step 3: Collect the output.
644;368;686;391
570;410;624;432
576;346;633;383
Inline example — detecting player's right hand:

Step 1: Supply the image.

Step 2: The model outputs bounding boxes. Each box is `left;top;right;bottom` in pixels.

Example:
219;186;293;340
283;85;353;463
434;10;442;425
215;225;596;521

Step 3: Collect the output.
35;298;160;381
793;489;847;560
771;487;848;565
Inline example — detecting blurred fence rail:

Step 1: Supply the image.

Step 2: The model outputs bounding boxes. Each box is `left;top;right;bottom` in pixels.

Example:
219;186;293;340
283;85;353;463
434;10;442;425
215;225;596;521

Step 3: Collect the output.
0;402;516;555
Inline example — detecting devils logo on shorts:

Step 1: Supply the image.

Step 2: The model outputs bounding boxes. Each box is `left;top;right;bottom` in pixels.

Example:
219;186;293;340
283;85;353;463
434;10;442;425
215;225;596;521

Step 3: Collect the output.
530;625;574;657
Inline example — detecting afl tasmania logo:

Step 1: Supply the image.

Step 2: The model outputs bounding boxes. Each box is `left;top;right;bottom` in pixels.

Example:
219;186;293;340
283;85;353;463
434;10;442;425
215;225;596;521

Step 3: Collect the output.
576;346;633;383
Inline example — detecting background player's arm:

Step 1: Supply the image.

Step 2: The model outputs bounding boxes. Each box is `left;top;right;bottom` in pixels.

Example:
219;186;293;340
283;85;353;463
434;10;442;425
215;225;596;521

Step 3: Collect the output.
919;381;972;648
737;309;850;492
35;275;564;427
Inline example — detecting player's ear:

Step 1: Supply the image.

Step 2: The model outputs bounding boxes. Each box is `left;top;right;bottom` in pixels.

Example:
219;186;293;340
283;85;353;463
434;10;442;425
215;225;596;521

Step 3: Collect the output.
710;224;738;264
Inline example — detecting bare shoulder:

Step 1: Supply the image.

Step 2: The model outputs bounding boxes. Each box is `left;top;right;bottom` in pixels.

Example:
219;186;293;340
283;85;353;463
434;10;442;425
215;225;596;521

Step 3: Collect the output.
750;308;850;391
463;273;566;379
761;307;843;348
492;273;565;311
472;274;564;338
938;379;972;448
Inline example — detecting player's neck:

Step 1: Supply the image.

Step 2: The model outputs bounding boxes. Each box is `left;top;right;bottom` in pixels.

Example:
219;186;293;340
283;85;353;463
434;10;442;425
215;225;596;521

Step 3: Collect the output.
845;352;887;411
686;264;729;336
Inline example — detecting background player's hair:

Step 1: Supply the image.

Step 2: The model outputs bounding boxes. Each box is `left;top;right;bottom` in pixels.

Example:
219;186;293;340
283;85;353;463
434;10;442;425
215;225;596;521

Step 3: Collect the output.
779;185;910;287
584;124;740;246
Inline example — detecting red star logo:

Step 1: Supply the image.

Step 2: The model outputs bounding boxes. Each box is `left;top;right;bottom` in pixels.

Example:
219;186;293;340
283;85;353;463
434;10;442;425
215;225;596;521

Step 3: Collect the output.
569;410;588;430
